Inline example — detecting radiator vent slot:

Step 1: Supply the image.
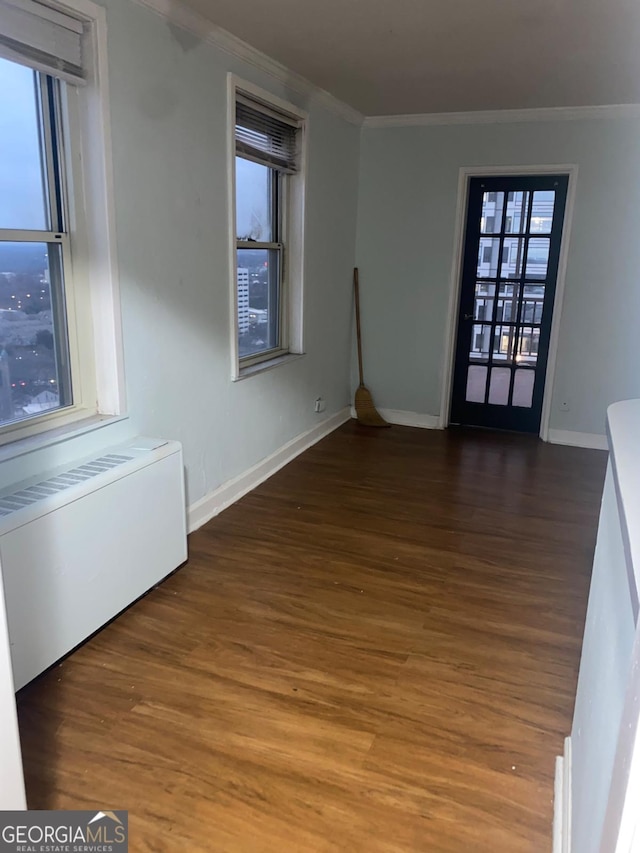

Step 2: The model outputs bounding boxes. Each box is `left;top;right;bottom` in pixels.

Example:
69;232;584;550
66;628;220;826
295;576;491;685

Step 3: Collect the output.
0;453;134;518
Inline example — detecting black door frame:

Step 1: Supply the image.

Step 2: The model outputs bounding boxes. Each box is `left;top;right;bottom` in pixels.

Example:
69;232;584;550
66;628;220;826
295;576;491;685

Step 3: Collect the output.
447;172;570;434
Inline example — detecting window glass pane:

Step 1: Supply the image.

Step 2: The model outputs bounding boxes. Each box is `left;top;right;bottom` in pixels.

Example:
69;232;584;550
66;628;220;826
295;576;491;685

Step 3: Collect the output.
497;282;518;323
504;191;530;234
513;369;535;408
480;192;503;233
235;157;273;242
474;282;495;321
237;248;280;358
466;365;487;403
516;326;540;366
0;58;49;231
488;367;510;405
0;242;71;427
526;238;550;279
477;238;500;277
501;238;524;278
522;284;545;323
530;191;555;233
469;324;491;360
493;325;516;361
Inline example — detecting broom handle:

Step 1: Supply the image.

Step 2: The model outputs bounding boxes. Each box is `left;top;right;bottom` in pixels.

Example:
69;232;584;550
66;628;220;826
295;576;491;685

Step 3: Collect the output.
354;268;365;386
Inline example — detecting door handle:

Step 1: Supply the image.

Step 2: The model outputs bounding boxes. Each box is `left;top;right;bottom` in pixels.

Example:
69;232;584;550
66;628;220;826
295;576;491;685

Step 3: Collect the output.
464;313;474;320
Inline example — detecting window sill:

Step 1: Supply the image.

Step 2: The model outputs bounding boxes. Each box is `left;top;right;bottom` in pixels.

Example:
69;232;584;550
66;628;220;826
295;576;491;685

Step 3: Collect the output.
234;352;305;381
0;413;129;465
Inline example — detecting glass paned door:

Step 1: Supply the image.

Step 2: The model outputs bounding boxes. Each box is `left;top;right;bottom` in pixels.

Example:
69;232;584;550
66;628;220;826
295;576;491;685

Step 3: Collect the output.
450;176;568;433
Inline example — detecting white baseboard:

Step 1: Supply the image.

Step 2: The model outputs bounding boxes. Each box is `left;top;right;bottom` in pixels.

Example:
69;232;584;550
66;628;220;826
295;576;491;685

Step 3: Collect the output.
548;429;608;450
380;408;441;429
349;406;441;429
554;736;572;853
348;412;605;446
187;407;350;533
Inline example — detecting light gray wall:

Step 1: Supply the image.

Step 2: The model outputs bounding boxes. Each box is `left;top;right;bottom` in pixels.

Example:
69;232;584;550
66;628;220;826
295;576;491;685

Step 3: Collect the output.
355;119;640;435
0;0;360;505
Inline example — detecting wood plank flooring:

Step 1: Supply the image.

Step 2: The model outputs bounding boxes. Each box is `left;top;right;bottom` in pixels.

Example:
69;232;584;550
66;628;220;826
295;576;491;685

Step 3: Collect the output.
16;423;607;852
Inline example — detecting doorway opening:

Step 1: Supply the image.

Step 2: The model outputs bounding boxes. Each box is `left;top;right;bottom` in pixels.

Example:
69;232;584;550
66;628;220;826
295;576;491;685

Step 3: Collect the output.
449;174;569;433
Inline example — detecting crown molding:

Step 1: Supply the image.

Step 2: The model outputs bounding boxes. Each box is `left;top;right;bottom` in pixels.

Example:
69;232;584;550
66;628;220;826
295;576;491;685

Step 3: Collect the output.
133;0;364;126
363;103;640;128
123;0;640;130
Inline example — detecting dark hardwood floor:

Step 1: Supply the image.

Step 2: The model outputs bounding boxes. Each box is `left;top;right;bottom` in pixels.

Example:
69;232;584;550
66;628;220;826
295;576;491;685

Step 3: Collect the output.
16;422;607;851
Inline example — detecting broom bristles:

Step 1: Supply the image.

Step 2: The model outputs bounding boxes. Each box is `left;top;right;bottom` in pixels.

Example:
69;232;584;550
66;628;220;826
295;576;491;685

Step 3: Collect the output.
355;385;390;427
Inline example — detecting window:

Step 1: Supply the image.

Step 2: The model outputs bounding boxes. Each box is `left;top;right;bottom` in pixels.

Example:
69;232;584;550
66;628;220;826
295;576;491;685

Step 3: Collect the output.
0;0;123;445
232;81;306;374
0;58;72;429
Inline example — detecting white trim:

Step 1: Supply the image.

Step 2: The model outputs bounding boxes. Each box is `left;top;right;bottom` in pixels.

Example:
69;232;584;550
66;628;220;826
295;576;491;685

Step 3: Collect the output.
539;169;579;441
0;561;25;809
564;737;572;853
438;165;578;439
553;737;572;853
61;0;125;416
379;409;439;429
231;75;307;123
187;407;350;533
547;429;608;450
133;0;363;126
438;167;470;429
0;413;126;464
235;352;304;381
349;407;440;428
364;104;640;128
381;409;440;429
227;74;240;376
76;0;126;416
553;756;563;853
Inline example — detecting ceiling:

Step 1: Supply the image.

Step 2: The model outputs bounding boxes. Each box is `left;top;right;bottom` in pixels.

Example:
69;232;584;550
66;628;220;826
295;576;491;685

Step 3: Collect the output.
181;0;640;116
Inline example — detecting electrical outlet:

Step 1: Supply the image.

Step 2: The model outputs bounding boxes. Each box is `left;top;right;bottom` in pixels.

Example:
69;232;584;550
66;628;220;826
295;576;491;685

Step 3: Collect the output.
314;397;326;413
560;400;570;412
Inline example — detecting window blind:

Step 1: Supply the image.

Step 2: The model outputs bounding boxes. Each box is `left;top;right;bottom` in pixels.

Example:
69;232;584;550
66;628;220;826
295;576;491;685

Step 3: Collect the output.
0;0;85;84
236;94;300;174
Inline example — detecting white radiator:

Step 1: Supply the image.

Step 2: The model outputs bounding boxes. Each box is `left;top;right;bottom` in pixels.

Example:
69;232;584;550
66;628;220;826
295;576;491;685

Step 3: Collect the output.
0;437;187;690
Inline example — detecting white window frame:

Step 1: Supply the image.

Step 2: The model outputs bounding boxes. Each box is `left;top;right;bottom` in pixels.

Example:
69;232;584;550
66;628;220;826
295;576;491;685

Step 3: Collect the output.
227;75;307;380
0;0;124;450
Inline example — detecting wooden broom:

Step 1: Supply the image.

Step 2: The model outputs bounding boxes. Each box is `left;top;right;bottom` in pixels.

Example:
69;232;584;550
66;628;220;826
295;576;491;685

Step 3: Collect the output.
353;268;389;427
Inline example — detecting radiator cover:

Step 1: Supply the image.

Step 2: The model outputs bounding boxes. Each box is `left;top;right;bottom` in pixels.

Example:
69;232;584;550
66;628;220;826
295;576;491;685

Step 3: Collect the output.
0;437;187;690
